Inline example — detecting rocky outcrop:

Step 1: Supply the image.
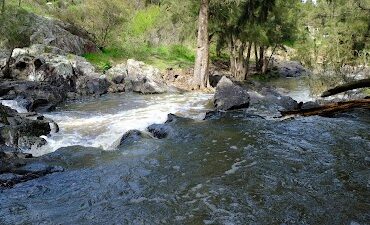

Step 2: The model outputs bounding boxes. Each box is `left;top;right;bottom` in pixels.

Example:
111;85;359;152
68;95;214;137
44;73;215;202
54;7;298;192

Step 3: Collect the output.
126;59;168;94
105;59;169;94
214;76;250;111
0;80;66;112
26;13;97;55
1;47;110;110
0;104;53;150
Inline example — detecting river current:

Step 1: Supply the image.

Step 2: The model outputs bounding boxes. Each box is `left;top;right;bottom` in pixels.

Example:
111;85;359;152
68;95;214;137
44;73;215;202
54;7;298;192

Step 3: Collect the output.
0;77;369;225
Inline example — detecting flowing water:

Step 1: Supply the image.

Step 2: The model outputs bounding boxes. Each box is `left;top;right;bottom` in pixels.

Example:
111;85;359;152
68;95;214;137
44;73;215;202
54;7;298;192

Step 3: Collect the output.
0;78;369;225
29;93;213;156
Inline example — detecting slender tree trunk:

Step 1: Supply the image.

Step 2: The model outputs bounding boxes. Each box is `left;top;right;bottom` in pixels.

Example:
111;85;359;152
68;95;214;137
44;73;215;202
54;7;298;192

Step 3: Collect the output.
244;42;252;80
254;44;259;67
193;0;210;89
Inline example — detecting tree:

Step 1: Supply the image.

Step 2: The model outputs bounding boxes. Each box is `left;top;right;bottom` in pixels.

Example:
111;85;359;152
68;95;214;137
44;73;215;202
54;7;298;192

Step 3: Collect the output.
0;7;30;78
53;0;128;48
193;0;210;89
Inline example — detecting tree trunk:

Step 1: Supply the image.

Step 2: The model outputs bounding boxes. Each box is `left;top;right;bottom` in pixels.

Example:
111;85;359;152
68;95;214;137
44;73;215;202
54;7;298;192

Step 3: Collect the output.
193;0;210;89
321;79;370;97
229;37;247;81
244;42;252;80
2;48;14;79
254;44;259;67
281;99;370;117
256;46;265;73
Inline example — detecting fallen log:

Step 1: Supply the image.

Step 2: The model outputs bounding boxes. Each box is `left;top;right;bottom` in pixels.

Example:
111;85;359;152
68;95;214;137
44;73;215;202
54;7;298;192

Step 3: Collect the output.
321;78;370;97
281;99;370;117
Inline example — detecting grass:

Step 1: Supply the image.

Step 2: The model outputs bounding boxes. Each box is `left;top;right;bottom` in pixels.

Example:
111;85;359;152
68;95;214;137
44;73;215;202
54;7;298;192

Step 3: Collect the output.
83;44;196;72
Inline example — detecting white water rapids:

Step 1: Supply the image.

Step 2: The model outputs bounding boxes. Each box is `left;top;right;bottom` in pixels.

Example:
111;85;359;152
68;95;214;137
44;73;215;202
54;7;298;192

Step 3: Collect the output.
2;93;213;156
1;77;317;157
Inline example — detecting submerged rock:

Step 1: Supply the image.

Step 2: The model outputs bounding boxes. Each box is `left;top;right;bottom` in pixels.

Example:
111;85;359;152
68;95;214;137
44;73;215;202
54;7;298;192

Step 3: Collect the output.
118;130;144;146
147;124;172;139
214;76;250;111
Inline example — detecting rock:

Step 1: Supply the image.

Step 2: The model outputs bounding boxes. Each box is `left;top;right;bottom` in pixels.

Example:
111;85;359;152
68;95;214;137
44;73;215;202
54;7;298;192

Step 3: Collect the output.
0;104;52;149
118;130;143;146
0;80;66;112
209;74;223;87
147;124;172;139
0;155;64;189
16;162;63;174
106;63;127;83
213;76;250;111
112;75;125;84
108;83;125;93
276;96;299;111
271;60;309;77
126;59;168;94
17;136;47;150
27;13;98;55
75;76;110;96
12;44;67;58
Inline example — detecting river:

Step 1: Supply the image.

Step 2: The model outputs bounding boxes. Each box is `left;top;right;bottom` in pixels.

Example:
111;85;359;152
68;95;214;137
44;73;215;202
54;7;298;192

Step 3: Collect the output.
0;77;369;225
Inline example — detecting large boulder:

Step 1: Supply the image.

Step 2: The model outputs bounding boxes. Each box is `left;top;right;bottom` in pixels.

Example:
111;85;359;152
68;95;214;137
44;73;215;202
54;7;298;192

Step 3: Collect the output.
126;59;168;94
213;76;250;111
27;13;97;55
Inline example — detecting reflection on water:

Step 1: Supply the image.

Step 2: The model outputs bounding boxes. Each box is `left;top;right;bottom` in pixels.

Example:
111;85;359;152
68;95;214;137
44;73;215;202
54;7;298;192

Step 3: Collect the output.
263;77;315;102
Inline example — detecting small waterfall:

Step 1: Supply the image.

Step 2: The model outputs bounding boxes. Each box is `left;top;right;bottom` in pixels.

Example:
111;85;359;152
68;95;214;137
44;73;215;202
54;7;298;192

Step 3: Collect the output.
0;99;28;113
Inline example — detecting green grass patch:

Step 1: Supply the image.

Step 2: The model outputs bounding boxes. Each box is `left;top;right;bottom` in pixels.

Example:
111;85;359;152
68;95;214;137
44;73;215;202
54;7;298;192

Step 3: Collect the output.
83;44;195;71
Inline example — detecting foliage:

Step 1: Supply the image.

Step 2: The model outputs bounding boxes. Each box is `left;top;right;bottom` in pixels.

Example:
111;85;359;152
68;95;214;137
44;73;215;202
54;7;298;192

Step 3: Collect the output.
295;0;370;70
0;6;31;50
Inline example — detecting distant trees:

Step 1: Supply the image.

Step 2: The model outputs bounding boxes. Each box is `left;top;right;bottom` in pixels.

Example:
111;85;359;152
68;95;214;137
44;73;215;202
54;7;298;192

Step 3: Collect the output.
53;0;128;48
296;0;370;70
0;7;30;78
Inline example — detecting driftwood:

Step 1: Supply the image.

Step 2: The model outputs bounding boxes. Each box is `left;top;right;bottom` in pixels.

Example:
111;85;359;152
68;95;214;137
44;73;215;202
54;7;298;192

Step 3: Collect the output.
281;99;370;117
321;78;370;97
